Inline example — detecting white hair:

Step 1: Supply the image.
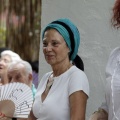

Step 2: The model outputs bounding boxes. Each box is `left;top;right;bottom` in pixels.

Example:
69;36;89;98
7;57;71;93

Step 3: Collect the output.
1;50;21;62
8;60;33;75
20;60;33;74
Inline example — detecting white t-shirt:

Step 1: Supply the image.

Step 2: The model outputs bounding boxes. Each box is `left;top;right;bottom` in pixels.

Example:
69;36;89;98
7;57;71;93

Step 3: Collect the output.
33;66;89;120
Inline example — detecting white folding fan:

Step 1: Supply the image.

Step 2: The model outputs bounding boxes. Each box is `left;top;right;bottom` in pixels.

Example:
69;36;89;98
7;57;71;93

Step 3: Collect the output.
0;82;33;119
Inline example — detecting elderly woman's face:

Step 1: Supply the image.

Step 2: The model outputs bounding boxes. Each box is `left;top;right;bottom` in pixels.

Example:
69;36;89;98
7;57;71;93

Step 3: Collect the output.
43;29;70;65
7;64;30;86
0;55;12;75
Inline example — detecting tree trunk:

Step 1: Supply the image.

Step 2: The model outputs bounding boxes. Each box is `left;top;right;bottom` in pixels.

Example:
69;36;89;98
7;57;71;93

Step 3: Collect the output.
5;0;42;61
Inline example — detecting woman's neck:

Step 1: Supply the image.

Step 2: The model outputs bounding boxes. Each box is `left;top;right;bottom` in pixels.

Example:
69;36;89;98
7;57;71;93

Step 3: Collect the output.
52;61;72;77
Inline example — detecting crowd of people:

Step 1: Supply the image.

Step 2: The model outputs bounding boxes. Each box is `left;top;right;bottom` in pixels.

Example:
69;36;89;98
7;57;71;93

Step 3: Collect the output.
0;50;37;120
0;0;120;120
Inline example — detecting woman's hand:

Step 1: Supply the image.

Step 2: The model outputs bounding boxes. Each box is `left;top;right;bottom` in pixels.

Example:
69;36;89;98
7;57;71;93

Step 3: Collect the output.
0;112;5;117
89;109;108;120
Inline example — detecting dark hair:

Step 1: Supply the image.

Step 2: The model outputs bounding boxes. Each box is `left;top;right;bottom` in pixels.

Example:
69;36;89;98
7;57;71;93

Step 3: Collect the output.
72;55;84;71
28;60;39;73
0;47;10;54
0;47;10;57
111;0;120;28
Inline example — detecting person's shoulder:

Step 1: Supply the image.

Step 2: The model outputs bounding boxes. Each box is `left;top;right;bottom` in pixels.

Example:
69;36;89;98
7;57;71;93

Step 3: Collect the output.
37;72;52;89
110;47;120;56
44;71;53;77
70;65;85;73
41;71;53;80
69;66;87;78
108;47;120;61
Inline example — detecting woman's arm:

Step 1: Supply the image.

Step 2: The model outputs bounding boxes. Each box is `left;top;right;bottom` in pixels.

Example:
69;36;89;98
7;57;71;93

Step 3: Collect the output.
89;109;108;120
69;90;88;120
0;112;5;118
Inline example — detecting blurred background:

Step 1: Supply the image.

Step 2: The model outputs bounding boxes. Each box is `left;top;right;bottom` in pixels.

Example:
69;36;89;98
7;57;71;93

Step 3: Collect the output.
0;0;41;88
0;0;41;61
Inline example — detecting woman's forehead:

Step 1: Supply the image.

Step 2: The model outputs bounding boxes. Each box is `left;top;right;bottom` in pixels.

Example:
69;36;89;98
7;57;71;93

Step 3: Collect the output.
0;55;12;62
8;63;25;72
1;54;11;59
43;29;65;42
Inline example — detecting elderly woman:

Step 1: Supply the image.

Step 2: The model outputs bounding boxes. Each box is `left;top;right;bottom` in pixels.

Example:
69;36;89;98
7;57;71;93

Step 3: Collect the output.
31;18;89;120
0;50;22;120
0;50;21;85
7;60;36;98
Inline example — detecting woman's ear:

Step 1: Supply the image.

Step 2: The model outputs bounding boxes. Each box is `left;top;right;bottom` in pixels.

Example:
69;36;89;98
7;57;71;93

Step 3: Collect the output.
28;73;33;87
29;73;33;82
67;47;70;53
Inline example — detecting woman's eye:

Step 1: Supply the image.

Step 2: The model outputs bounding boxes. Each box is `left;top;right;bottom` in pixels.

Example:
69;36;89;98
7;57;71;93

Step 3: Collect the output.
43;42;47;47
4;59;9;63
52;42;58;46
43;41;59;47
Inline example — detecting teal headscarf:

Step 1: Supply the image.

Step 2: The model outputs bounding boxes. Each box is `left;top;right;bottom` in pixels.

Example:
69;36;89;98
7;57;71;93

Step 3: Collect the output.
42;18;80;61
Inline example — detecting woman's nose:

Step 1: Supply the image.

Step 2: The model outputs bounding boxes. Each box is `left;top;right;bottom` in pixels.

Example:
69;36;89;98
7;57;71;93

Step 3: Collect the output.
45;44;52;51
0;60;4;65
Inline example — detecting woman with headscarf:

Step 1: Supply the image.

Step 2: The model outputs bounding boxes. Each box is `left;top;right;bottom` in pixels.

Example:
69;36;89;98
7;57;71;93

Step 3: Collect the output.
89;0;120;120
30;18;89;120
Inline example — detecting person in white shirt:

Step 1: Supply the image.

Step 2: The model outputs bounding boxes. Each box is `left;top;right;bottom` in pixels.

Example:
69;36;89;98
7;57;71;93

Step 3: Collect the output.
89;0;120;119
89;47;120;120
30;18;89;120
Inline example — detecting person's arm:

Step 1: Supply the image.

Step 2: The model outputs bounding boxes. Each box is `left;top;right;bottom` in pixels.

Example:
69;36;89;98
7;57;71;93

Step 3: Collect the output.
89;108;108;120
99;101;108;114
89;96;108;120
0;112;5;118
89;101;108;120
0;113;12;120
69;90;88;120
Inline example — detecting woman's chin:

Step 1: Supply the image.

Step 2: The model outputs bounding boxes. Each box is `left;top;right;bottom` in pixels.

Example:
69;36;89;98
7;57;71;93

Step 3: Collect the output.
47;61;55;65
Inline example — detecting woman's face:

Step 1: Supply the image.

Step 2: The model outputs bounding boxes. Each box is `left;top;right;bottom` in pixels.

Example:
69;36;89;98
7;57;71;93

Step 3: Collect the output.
0;55;12;75
43;29;70;65
7;64;30;86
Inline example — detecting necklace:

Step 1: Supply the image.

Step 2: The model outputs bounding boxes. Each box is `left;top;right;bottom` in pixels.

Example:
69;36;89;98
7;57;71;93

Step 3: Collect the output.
45;64;72;92
45;74;54;92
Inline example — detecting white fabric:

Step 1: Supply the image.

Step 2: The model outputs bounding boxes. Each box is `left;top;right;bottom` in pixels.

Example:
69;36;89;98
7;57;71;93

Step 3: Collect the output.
32;66;89;120
100;47;120;120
